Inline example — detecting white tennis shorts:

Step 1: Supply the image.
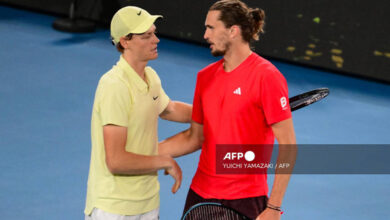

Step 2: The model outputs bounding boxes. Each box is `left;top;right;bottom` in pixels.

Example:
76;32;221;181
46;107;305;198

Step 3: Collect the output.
85;207;159;220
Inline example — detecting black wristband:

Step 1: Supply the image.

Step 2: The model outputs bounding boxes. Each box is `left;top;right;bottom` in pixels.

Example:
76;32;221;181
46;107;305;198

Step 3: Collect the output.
266;205;281;212
267;202;282;212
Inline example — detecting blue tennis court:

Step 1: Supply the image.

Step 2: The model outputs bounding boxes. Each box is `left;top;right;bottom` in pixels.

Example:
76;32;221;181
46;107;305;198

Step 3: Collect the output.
1;6;389;220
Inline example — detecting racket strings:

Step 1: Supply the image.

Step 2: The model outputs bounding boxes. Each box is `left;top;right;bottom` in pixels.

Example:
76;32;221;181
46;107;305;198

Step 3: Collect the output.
183;204;248;220
289;89;329;111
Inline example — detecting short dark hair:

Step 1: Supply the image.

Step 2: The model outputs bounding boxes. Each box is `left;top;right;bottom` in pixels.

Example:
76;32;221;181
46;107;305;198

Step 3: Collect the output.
210;0;265;43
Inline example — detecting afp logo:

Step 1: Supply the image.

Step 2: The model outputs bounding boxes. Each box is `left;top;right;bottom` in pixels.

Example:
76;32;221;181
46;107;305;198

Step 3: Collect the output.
223;151;255;162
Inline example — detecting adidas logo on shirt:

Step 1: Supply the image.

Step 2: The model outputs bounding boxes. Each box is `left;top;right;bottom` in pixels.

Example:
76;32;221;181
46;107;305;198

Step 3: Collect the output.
233;87;241;95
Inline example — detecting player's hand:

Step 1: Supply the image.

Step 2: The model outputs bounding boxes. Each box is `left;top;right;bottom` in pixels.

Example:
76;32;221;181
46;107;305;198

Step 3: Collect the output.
164;157;182;193
256;208;281;220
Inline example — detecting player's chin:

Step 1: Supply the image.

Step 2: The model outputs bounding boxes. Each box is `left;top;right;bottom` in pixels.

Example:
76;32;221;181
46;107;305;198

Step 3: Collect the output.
211;49;224;57
150;52;158;60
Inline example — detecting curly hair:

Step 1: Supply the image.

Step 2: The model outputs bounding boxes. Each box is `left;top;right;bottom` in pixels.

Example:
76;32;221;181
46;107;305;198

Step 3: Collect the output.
210;0;266;43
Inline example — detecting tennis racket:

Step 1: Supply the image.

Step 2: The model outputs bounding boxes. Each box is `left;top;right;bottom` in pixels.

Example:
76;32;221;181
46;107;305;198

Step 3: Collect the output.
289;88;329;111
181;202;251;220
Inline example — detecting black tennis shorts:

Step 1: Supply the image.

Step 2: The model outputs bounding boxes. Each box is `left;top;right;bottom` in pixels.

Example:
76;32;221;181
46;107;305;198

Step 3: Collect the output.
182;188;268;219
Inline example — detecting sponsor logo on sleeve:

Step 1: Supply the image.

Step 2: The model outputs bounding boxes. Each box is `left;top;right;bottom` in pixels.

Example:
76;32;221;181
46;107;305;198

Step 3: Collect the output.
280;97;287;110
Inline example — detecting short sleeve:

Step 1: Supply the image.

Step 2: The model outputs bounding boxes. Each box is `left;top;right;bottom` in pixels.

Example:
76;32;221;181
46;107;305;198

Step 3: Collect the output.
260;69;292;125
96;80;131;127
192;74;203;124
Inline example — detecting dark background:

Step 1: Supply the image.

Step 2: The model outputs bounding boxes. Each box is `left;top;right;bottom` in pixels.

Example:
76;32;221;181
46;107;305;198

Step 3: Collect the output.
2;0;389;83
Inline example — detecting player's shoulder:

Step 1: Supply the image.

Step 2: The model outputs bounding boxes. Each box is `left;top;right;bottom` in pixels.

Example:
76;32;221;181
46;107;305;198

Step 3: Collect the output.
252;54;278;73
99;67;121;83
198;59;223;77
98;67;127;90
252;53;285;79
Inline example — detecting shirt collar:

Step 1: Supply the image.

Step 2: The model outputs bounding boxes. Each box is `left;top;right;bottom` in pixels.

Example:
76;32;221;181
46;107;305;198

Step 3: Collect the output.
116;55;149;92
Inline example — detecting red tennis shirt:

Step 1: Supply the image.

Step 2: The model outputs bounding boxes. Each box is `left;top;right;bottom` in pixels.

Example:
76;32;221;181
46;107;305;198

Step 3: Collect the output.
190;53;292;199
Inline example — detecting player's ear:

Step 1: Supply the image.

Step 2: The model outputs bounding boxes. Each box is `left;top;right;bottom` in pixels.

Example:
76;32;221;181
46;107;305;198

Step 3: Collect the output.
119;36;128;49
230;25;241;39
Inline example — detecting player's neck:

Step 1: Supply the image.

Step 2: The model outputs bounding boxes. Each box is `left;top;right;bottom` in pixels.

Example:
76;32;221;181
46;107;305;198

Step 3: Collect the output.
122;53;148;82
223;44;252;72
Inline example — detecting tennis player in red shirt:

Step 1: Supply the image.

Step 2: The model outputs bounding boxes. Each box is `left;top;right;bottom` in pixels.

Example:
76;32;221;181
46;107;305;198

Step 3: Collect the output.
159;1;297;219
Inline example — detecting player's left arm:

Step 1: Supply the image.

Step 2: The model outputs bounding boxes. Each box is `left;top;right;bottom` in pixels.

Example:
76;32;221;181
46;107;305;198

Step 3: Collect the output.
257;118;297;220
160;100;192;123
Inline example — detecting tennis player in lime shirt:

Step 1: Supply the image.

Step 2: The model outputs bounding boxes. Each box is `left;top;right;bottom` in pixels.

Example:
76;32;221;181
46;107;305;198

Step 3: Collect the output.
84;6;192;220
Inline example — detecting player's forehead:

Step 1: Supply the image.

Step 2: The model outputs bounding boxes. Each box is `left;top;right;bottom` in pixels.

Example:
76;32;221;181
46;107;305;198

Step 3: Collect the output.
205;10;223;27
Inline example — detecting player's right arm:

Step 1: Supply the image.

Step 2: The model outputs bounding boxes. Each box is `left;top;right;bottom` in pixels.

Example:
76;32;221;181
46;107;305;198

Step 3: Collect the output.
158;121;204;158
103;124;182;193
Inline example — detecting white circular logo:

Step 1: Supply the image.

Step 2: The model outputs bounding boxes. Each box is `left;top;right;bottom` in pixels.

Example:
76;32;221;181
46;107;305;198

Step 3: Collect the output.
244;151;255;162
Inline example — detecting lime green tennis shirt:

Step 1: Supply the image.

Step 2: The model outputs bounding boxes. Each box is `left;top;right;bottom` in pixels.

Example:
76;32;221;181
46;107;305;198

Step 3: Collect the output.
85;56;170;215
